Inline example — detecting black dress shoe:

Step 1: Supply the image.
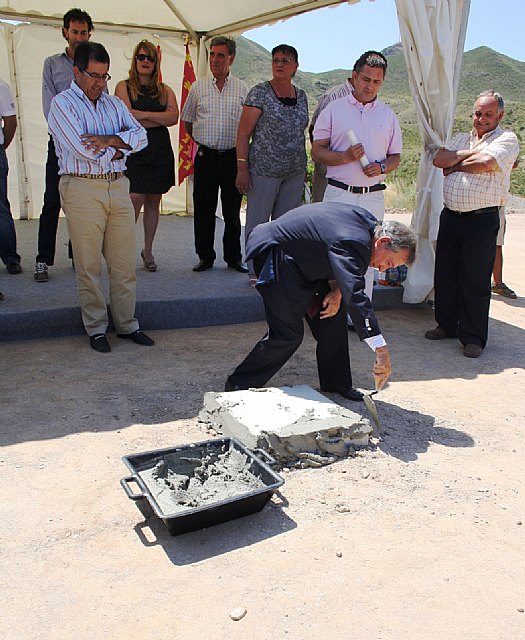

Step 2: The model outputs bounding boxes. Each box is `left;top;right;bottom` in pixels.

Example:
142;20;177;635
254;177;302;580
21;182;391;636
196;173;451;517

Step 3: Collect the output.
6;262;22;275
90;333;111;353
321;387;364;402
192;259;214;272
224;378;240;392
117;329;155;346
227;261;249;273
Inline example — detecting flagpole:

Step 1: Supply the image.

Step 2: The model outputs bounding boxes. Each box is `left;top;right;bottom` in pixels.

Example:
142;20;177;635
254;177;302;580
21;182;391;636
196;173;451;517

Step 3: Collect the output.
178;35;197;217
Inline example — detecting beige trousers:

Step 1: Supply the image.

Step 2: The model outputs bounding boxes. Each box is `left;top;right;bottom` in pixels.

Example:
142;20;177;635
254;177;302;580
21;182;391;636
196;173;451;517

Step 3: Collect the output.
59;175;139;336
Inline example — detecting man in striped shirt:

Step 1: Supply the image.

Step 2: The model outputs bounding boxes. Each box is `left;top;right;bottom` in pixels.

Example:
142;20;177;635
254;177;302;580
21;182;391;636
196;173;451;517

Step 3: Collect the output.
181;36;248;274
48;42;154;353
309;78;353;202
426;90;519;358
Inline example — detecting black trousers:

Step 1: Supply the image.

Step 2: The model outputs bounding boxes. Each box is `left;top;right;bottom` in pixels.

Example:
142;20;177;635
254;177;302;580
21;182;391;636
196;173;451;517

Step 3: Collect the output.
228;252;352;390
434;206;499;347
192;145;242;264
36;137;72;265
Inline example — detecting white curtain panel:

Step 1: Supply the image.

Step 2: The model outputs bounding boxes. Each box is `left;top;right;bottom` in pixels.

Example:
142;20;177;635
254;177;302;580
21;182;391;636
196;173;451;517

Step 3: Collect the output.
395;0;471;303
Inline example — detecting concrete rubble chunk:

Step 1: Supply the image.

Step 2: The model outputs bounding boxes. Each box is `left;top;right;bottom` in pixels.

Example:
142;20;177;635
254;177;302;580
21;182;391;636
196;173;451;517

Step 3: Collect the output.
200;385;372;467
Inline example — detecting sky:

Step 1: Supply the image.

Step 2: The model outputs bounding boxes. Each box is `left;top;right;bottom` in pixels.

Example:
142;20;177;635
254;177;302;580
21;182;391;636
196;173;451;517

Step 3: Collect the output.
246;0;525;73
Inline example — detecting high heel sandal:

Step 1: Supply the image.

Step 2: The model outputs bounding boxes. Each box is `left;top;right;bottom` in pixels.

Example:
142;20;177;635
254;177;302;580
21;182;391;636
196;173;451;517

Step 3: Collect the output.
141;250;157;272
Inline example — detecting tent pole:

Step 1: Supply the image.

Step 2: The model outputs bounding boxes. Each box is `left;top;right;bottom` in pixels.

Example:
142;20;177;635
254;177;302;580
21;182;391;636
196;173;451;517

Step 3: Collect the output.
5;24;32;220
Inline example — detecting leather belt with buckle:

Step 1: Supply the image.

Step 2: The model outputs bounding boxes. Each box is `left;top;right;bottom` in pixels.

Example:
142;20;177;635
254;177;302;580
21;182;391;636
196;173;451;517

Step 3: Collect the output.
327;178;386;194
198;145;235;156
445;206;500;216
68;172;124;180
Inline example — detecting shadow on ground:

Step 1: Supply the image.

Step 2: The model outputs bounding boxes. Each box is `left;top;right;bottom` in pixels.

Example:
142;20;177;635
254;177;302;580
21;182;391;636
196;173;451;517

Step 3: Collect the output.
128;492;297;565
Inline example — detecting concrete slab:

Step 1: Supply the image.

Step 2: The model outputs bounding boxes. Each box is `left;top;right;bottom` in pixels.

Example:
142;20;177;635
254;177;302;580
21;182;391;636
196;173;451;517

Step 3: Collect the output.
200;384;372;467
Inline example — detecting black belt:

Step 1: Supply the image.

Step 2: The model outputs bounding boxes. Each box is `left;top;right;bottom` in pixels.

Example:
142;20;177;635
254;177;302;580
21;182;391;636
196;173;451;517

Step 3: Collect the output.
198;144;236;156
328;178;386;194
445;206;500;216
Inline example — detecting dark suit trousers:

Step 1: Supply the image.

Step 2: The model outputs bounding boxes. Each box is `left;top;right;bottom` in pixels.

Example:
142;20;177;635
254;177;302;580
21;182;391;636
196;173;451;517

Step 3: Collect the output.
192;146;243;264
37;137;73;265
228;253;352;390
37;137;61;265
434;207;499;347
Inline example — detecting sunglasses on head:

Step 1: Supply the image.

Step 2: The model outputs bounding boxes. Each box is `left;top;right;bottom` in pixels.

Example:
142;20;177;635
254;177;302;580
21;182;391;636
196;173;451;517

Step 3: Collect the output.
136;54;156;63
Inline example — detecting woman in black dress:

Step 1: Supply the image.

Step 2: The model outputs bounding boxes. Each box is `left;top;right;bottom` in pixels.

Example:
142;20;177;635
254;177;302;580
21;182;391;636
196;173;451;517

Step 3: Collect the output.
115;40;179;271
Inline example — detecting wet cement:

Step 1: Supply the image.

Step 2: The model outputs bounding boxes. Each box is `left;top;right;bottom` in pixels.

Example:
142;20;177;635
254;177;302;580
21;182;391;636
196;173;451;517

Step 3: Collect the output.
138;447;265;516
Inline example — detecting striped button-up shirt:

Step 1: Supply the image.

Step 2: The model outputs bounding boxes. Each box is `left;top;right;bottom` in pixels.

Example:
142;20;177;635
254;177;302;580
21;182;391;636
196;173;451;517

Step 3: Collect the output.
443;126;519;212
181;74;247;150
48;80;147;176
310;79;353;130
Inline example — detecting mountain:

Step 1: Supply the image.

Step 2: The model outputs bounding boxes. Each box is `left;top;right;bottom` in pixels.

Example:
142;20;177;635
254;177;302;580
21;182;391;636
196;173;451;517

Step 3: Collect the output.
232;39;525;198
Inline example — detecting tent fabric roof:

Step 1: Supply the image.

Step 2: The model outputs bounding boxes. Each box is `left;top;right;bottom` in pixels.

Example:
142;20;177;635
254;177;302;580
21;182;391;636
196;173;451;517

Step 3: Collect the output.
0;1;358;37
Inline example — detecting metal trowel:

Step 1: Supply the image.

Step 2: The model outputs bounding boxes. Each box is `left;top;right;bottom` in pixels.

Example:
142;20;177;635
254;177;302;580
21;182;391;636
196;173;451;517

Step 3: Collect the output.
363;390;380;431
363;377;381;433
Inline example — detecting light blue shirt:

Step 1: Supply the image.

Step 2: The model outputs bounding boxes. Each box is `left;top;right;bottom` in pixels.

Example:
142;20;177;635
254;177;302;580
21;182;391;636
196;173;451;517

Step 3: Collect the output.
42;51;75;121
48;80;147;175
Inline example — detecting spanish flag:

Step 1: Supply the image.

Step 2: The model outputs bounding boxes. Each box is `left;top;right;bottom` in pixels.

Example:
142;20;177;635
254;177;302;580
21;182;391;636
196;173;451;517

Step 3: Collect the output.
178;43;196;185
156;44;162;82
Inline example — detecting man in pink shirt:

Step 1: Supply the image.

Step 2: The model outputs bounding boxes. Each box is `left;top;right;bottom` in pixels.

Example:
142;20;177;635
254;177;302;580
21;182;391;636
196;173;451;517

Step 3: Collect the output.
312;51;402;299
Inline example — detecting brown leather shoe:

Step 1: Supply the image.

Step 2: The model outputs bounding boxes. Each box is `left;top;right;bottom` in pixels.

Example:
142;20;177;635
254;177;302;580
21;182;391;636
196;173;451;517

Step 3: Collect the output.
464;344;482;358
424;326;449;340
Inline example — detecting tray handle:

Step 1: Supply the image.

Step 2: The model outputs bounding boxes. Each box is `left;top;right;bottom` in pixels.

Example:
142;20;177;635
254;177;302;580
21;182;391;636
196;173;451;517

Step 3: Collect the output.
252;448;278;467
120;476;146;501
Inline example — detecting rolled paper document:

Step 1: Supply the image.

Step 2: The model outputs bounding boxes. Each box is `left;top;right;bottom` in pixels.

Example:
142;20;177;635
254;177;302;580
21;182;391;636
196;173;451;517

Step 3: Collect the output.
347;129;369;168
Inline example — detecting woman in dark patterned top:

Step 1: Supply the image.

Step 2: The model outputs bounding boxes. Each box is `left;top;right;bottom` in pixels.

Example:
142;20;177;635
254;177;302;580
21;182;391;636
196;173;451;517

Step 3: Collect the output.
236;44;309;282
115;40;178;272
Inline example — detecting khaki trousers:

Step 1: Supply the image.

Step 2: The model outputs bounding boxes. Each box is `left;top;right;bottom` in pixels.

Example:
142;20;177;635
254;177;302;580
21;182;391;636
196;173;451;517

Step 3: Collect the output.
59;175;139;336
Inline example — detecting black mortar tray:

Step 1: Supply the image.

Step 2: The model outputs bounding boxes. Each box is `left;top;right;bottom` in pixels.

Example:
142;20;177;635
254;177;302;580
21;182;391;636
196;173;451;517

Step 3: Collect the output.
121;437;284;535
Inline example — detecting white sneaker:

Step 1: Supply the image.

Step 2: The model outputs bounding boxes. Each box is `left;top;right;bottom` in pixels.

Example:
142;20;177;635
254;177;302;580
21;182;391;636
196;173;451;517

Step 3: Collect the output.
34;261;49;282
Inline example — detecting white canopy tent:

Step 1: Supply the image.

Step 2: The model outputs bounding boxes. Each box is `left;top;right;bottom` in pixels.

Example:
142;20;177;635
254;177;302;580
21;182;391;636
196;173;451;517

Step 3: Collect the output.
0;0;470;302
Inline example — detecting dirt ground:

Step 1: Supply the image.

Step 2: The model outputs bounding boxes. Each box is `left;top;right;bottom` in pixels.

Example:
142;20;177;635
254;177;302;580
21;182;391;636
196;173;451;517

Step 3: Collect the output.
1;214;524;640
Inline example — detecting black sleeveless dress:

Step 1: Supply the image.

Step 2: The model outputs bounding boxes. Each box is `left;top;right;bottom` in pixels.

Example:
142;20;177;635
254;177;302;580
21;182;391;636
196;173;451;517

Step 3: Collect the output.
125;85;175;194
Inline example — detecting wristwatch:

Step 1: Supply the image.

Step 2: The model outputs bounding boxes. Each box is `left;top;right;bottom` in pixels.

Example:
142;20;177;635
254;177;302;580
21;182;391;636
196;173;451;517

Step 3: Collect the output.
379;161;387;174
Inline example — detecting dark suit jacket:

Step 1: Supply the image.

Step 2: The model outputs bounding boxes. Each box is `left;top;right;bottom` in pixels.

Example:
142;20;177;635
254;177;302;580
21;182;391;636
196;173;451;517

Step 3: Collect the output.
246;201;381;341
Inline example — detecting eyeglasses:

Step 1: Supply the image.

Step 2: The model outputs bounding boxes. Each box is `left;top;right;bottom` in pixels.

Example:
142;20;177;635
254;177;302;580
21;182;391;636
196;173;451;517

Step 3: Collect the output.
136;54;156;63
81;70;111;81
272;57;293;65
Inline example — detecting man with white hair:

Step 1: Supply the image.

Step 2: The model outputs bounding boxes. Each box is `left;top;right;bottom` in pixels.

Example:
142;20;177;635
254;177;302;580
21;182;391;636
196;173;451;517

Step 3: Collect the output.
426;90;519;358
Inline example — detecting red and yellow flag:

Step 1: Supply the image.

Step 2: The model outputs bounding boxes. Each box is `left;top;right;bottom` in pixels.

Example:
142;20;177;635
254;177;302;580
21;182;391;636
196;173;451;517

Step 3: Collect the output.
156;44;162;82
178;43;196;185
